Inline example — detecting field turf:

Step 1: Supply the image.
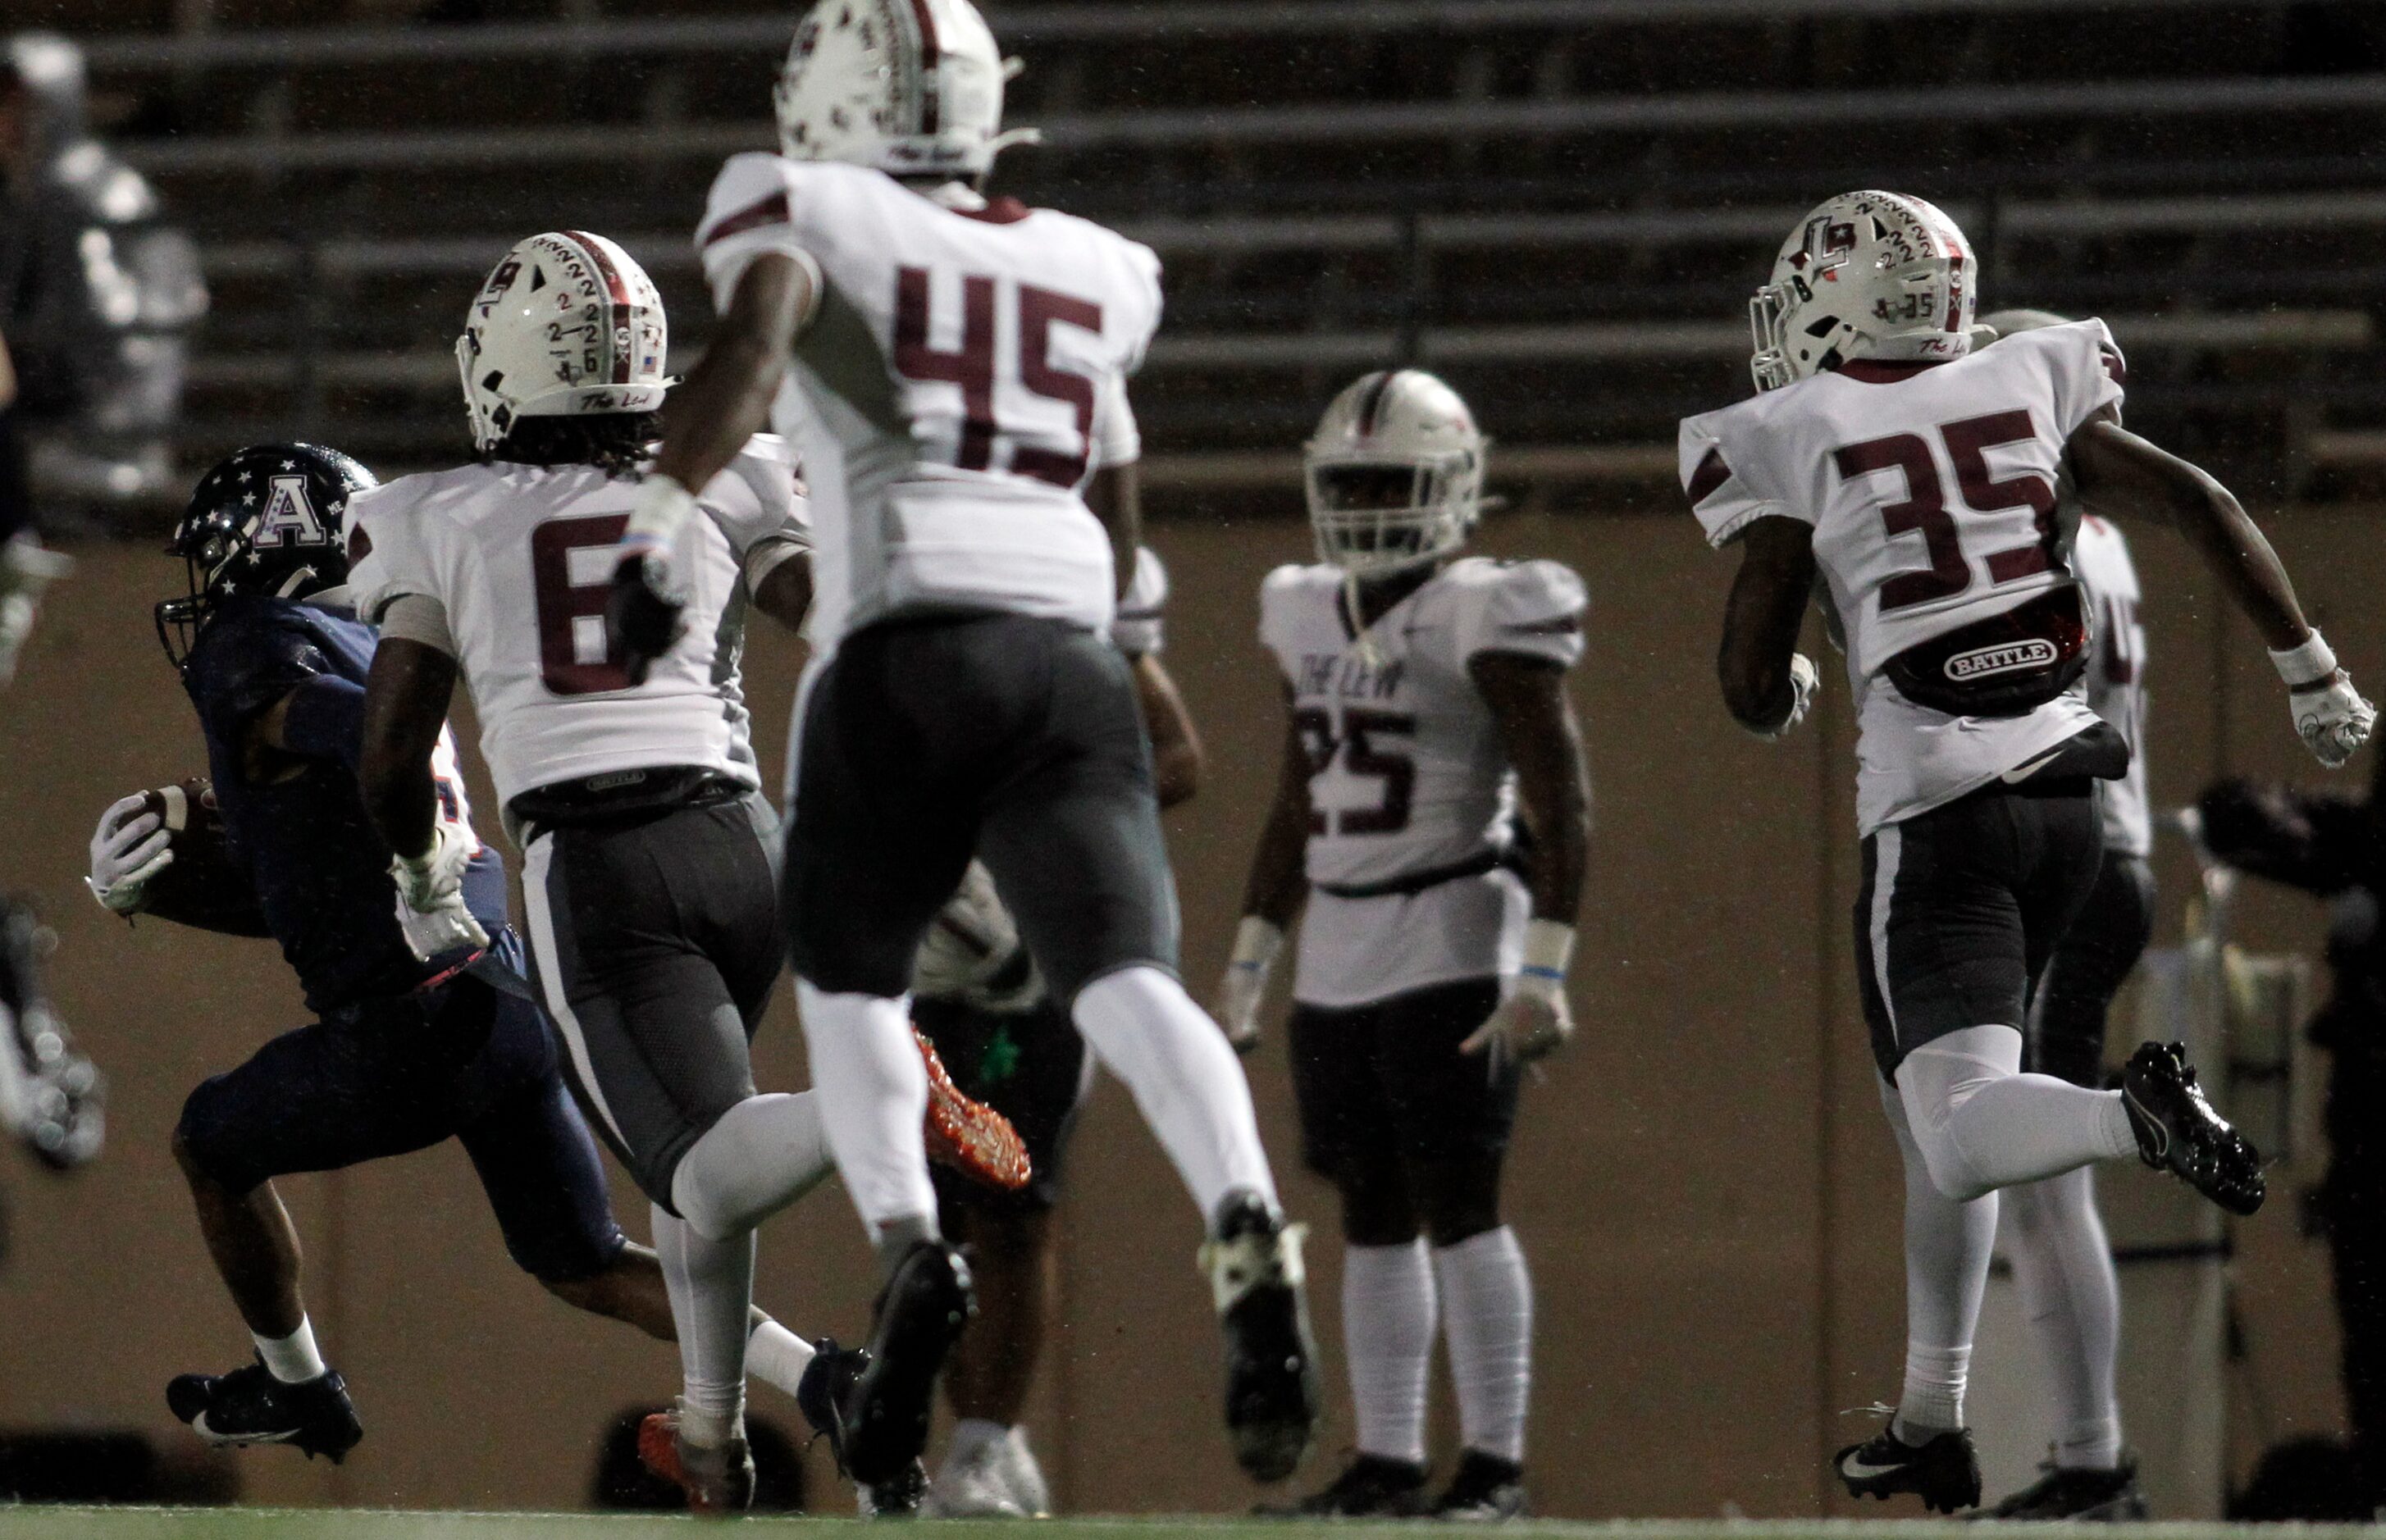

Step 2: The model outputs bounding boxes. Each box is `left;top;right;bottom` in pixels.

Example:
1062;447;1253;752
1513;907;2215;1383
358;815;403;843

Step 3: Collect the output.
4;1513;2384;1540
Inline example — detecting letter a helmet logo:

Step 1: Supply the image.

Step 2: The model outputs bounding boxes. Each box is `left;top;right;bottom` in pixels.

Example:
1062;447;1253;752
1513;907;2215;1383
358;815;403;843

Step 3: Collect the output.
255;474;329;548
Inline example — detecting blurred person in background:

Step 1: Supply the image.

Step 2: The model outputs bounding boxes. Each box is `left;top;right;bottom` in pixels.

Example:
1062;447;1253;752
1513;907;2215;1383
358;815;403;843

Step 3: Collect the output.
1972;309;2155;1521
0;32;205;534
2198;759;2386;1516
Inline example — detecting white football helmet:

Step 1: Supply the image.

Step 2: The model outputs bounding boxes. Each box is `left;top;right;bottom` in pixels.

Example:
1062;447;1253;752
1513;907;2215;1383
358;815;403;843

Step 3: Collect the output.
1749;190;1978;392
455;231;669;454
1304;370;1486;577
773;0;1038;180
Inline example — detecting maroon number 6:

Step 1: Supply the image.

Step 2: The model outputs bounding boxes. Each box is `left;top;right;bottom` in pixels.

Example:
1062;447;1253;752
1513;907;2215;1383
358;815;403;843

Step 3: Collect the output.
530;512;636;696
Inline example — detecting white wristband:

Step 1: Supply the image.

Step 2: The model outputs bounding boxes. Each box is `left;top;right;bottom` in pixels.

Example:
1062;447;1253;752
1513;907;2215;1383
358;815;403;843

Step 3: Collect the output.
2272;630;2340;690
1521;918;1575;982
624;476;698;549
1229;916;1284;974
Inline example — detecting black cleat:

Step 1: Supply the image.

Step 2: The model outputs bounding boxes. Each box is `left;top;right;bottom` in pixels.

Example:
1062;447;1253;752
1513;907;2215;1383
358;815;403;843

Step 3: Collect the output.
1836;1424;1981;1514
1434;1450;1530;1521
825;1242;974;1488
2123;1041;2265;1215
1977;1452;2148;1521
1202;1191;1322;1484
860;1458;929;1517
1261;1452;1430;1517
166;1357;362;1464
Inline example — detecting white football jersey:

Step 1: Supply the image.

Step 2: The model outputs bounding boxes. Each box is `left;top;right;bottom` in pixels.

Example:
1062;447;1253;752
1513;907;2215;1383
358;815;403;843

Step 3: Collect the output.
1259;556;1587;1008
349;440;807;807
696;154;1162;652
2073;513;2151;859
1681;319;2126;834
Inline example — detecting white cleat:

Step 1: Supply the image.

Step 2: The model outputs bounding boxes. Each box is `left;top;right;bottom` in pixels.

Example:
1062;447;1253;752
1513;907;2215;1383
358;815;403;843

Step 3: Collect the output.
924;1424;1028;1518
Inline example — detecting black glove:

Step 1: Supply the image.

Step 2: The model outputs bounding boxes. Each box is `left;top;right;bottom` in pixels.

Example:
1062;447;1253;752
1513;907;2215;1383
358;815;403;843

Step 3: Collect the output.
605;551;687;686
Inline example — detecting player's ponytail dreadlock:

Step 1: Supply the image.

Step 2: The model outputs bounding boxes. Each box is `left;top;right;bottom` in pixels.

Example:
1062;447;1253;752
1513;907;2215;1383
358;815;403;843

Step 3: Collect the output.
483;412;660;481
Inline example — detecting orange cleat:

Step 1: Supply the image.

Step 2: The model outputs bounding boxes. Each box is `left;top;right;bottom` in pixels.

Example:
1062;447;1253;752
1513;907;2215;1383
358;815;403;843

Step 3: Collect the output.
915;1027;1032;1191
637;1403;755;1516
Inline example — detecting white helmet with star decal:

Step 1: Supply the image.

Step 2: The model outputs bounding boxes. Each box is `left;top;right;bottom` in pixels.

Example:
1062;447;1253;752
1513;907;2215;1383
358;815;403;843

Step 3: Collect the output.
455;230;669;455
1749;190;1978;392
772;0;1039;180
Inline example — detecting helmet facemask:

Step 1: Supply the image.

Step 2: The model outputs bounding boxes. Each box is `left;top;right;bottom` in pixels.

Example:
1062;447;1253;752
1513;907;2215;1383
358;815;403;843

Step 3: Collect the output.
1306;452;1480;579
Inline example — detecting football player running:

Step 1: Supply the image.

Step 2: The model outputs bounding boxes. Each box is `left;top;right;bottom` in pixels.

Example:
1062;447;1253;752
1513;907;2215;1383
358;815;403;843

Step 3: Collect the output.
94;444;823;1469
1681;192;2375;1514
1217;371;1590;1520
345;233;1024;1514
1973;309;2156;1520
913;545;1202;1519
604;0;1321;1491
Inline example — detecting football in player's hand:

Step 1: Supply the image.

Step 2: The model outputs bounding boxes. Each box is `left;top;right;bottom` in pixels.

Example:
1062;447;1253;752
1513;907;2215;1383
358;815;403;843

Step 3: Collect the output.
138;779;257;928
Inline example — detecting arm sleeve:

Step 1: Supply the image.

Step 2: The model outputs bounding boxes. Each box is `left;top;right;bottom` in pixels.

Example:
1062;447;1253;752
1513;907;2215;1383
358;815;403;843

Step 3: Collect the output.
1680;412;1799;548
1460;561;1589;670
1111;546;1168;656
377;592;456;657
1091;373;1142;470
696;153;826;318
702;435;812;557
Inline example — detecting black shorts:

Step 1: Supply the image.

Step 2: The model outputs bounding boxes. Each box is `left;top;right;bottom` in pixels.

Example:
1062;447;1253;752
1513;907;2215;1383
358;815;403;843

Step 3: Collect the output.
520;795;783;1209
176;932;627;1283
783;614;1178;1005
1856;778;2105;1080
915;996;1090;1214
1287;977;1518;1183
2028;850;2156;1087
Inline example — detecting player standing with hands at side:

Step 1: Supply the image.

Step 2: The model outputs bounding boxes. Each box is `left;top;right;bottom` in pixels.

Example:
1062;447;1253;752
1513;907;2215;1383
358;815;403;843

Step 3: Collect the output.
1219;370;1590;1520
604;0;1321;1494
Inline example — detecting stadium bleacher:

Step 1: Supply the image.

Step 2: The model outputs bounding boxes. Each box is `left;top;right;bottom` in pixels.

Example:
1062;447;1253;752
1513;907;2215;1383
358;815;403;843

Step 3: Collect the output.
56;0;2386;508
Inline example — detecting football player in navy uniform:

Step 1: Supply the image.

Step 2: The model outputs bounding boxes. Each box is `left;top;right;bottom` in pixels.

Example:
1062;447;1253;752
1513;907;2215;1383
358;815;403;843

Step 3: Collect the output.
86;444;829;1465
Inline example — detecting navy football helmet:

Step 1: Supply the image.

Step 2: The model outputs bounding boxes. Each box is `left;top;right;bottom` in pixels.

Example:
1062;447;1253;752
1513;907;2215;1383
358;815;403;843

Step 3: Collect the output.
156;444;376;670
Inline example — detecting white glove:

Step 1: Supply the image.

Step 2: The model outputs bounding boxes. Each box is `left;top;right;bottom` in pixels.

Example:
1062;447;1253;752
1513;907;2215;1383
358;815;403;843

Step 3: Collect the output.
914;862;1042;1011
2272;631;2377;769
1212;917;1284;1055
0;535;72;688
1747;652;1819;741
1461;920;1576;1065
390;822;488;960
86;793;172;915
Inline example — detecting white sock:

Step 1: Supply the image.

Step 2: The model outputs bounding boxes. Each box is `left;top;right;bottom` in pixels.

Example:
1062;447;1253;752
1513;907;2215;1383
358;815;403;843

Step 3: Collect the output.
669;1091;834;1242
253;1318;326;1384
1070;966;1278;1219
744;1317;819;1404
794;982;938;1234
1899;1025;2138;1202
1344;1239;1437;1465
652;1203;753;1433
2007;1167;2124;1469
1880;1081;1994;1439
1433;1227;1531;1464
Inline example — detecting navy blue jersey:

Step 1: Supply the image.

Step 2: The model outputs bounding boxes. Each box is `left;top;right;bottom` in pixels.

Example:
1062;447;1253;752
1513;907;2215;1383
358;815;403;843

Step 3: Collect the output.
180;595;507;1015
